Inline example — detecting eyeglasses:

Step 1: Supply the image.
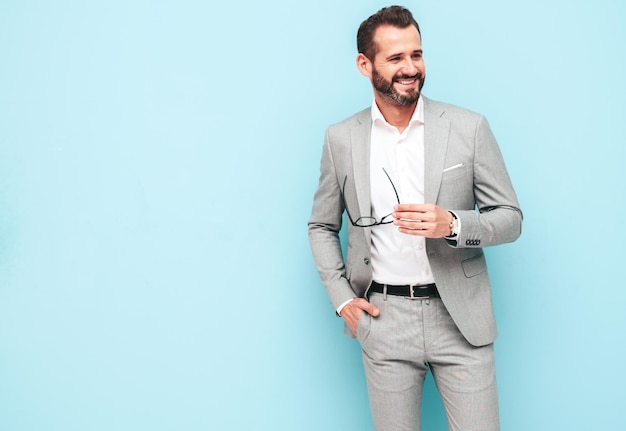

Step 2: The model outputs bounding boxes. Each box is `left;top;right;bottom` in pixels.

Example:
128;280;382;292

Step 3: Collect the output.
342;168;400;227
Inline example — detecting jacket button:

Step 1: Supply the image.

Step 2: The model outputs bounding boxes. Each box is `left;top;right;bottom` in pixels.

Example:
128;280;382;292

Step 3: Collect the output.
364;258;370;265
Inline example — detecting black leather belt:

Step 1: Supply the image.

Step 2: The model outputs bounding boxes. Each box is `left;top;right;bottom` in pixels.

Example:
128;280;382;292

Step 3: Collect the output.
369;281;440;299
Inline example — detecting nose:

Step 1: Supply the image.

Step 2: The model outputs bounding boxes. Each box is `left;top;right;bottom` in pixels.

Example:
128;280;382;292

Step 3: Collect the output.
402;56;418;75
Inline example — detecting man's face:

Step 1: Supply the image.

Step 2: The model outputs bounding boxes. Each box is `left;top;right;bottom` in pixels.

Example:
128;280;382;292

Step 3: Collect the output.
367;25;425;106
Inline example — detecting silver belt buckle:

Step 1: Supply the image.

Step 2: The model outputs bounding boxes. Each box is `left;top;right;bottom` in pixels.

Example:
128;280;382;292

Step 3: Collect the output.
409;284;428;300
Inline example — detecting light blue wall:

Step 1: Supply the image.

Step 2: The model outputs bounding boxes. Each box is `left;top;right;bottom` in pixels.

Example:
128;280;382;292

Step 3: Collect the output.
1;1;624;430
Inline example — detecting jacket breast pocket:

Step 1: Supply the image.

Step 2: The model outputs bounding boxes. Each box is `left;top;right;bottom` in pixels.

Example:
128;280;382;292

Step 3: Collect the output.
439;163;474;208
442;163;468;180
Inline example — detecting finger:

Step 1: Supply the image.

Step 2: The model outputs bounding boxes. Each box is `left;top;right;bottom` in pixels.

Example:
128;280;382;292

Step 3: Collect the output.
352;298;380;317
394;219;433;230
396;221;436;236
394;203;428;212
360;300;380;317
341;310;359;335
394;213;424;221
339;304;361;336
398;225;443;238
394;210;437;222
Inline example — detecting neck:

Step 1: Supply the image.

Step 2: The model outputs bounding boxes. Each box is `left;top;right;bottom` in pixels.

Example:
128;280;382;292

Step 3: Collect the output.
374;96;417;133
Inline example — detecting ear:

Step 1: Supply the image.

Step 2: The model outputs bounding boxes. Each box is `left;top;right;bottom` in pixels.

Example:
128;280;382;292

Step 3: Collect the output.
356;53;372;78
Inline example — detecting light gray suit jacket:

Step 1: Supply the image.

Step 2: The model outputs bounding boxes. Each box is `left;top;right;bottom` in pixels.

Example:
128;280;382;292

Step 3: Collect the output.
308;96;522;347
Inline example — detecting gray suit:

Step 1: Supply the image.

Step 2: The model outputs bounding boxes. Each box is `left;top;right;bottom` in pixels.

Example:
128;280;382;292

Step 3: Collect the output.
308;96;522;347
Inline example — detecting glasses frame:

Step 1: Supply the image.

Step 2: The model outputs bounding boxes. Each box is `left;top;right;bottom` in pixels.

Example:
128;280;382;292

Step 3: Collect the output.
342;168;400;227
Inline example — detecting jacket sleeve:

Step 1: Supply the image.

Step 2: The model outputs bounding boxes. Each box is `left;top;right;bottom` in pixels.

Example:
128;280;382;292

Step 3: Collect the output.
446;115;523;248
307;129;356;311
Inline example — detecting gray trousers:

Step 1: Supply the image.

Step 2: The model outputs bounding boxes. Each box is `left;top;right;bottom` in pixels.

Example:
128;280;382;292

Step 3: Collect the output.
356;292;500;431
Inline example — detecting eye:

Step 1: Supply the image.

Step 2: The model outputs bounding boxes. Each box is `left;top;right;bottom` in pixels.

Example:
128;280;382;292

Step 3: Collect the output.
412;52;422;59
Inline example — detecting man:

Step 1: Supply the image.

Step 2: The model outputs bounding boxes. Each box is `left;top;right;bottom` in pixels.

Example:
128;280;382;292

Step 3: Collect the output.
308;5;522;431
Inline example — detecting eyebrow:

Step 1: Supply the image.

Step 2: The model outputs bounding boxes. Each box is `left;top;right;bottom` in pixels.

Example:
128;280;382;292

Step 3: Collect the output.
385;49;423;61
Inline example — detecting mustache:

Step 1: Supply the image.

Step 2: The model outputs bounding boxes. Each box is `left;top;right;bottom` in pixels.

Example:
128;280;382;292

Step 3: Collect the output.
393;72;423;82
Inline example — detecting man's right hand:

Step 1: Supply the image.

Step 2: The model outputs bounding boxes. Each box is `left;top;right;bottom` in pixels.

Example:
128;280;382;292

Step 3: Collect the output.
340;298;380;337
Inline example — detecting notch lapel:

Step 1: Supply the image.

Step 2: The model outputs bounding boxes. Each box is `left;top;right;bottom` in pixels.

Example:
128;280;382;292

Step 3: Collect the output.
423;98;450;204
349;110;372;243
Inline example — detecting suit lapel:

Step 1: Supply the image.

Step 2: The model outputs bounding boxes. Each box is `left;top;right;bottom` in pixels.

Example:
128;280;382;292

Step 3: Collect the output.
349;110;372;244
423;97;450;204
346;100;449;223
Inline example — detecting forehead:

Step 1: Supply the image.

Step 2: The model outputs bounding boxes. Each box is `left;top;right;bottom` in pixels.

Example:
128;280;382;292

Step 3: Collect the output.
372;25;422;57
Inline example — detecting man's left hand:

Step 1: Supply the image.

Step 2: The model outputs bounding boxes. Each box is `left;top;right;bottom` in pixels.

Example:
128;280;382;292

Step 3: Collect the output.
393;204;453;238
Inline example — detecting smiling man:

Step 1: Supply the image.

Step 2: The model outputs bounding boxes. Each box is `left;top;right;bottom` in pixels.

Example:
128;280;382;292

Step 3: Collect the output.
308;5;522;431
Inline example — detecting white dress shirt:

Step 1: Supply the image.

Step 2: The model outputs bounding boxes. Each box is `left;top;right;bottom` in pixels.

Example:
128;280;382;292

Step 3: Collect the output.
369;96;436;286
337;97;439;315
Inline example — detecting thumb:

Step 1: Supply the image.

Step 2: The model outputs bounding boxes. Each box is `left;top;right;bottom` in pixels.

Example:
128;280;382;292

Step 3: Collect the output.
365;301;380;317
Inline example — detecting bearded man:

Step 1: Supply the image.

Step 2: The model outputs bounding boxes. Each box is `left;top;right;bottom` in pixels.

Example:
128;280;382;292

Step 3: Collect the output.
308;5;522;431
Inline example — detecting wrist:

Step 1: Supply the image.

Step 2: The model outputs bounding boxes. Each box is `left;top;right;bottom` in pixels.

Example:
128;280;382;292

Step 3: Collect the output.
337;298;355;316
447;211;459;237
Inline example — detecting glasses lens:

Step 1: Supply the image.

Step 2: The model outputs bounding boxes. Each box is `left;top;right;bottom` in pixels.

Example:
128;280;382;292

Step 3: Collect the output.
355;216;377;227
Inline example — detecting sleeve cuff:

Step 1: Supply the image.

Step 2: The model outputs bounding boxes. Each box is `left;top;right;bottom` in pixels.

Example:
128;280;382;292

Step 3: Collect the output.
336;298;355;316
445;210;461;239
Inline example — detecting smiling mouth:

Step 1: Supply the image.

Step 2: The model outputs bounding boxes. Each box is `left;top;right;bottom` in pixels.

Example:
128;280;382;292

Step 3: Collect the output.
394;73;421;86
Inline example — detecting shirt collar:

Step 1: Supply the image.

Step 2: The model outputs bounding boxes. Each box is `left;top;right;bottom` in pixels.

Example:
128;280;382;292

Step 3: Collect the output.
371;95;424;128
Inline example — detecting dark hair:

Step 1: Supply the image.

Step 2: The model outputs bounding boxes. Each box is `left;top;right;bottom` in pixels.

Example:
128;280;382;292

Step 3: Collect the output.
357;5;421;60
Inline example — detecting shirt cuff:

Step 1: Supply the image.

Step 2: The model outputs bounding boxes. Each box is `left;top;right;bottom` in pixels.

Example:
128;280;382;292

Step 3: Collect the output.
336;298;355;316
445;210;461;239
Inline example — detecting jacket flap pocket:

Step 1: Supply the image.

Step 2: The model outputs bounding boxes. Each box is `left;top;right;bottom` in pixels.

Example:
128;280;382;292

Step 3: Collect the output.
462;253;487;278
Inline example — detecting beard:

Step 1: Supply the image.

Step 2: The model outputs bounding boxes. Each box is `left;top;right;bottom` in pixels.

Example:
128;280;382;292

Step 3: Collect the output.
372;67;425;106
